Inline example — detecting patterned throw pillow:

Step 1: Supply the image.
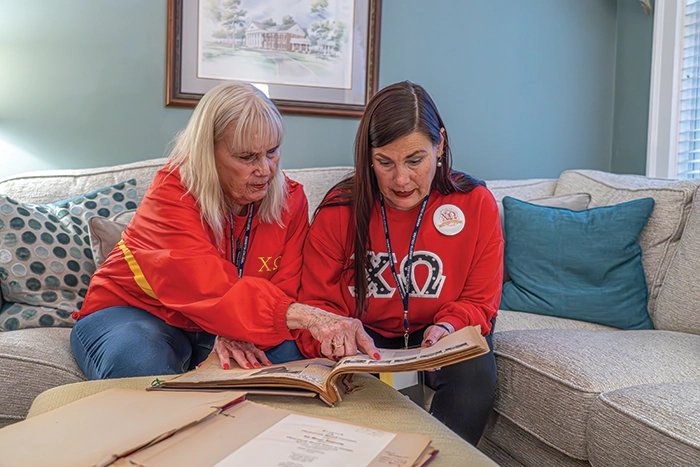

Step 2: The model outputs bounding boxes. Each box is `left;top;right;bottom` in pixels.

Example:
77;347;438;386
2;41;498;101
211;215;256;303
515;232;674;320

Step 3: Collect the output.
0;179;138;331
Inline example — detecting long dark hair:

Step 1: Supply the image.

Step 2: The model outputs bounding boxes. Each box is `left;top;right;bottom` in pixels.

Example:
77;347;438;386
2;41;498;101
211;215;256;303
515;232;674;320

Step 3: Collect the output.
320;81;482;318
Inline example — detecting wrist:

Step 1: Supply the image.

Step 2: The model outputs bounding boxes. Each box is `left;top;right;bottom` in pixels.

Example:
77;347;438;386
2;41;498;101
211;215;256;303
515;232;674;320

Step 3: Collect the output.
434;322;453;334
285;303;306;330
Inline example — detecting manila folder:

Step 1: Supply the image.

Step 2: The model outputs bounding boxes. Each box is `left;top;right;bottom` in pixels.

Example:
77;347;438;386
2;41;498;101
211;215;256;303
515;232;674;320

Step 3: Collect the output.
0;388;246;467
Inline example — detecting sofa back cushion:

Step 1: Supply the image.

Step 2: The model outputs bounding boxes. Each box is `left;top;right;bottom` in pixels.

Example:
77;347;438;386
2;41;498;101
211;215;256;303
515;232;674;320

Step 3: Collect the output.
485;178;557;202
0;158;167;205
284;167;353;219
654;187;700;335
554;170;700;323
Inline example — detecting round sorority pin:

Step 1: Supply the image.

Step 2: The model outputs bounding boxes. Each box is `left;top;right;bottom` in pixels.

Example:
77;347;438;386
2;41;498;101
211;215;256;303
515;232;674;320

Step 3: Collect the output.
433;204;465;235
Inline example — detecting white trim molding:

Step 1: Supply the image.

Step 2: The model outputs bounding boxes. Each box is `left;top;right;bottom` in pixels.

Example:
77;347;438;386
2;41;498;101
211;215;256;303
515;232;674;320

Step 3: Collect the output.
646;0;685;179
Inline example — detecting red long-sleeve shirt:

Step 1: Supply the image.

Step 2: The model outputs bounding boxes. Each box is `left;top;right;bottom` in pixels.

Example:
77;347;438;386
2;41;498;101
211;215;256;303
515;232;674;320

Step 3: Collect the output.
73;166;309;349
296;185;503;358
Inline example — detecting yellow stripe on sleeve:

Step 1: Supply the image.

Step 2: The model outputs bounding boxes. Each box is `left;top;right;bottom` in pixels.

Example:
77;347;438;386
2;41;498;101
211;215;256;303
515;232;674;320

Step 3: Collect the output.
117;239;158;300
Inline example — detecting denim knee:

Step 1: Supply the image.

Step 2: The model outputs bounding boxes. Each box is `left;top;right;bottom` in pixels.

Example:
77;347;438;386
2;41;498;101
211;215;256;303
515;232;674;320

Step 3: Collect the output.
70;307;193;380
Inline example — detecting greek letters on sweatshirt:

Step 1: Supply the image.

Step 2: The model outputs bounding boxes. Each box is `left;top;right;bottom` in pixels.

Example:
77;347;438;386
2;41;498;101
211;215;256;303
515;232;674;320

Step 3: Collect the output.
296;185;503;359
74;166;309;349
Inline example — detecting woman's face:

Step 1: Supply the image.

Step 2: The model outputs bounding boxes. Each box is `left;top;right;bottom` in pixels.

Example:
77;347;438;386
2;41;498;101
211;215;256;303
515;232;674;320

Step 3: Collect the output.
371;130;444;210
214;123;280;207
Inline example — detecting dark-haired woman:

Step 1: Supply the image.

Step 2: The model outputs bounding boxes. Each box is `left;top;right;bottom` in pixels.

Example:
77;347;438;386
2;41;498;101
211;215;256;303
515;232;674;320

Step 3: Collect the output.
295;81;504;445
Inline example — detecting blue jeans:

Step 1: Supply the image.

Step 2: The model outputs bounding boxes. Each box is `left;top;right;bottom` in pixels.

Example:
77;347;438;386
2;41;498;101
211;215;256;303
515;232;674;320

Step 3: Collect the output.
70;306;304;380
365;319;497;446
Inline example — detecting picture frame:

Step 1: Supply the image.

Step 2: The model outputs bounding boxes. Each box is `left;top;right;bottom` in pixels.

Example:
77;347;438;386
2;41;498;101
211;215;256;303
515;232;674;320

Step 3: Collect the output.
166;0;382;117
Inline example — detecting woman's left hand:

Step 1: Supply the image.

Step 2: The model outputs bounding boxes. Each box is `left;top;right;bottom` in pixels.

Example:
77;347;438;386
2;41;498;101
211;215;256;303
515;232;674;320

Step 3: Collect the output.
421;322;454;347
213;336;273;370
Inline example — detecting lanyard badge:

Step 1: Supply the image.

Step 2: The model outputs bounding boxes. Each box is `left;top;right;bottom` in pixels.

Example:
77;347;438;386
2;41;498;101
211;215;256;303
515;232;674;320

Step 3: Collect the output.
379;193;430;349
229;204;254;279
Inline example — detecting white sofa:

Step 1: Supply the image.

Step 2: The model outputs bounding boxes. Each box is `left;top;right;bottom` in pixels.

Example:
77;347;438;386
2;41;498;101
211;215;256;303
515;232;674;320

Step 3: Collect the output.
0;159;699;467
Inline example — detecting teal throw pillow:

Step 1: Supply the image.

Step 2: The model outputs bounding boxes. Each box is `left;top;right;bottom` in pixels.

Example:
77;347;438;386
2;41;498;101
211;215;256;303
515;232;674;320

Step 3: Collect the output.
500;196;655;330
0;179;138;331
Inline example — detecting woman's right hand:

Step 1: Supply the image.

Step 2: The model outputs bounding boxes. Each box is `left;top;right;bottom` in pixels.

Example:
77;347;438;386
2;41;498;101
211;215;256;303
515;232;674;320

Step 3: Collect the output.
286;303;381;360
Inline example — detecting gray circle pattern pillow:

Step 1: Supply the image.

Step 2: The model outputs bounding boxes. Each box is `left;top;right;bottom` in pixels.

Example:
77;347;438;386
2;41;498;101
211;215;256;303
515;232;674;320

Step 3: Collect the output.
0;179;138;331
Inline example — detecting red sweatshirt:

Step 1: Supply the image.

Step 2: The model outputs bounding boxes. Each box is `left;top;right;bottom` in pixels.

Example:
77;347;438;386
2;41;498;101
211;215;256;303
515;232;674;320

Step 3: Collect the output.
296;185;503;358
74;166;309;349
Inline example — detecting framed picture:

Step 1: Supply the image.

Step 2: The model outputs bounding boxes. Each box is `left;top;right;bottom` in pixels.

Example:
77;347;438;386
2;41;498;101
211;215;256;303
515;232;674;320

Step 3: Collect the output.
166;0;382;117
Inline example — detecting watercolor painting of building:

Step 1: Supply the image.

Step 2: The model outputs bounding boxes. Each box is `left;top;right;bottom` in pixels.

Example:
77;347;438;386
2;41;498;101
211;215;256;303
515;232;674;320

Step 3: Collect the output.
244;21;312;53
197;0;354;89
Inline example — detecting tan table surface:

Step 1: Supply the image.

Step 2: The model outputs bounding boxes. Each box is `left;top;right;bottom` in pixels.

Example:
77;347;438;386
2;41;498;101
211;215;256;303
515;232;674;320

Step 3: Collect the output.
28;373;499;467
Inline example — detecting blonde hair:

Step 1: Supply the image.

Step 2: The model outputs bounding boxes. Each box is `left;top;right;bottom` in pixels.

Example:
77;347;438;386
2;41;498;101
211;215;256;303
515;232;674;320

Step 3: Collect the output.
168;82;287;247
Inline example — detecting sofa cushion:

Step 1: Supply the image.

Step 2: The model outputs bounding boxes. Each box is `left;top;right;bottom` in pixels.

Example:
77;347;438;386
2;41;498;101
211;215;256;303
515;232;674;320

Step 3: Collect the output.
588;382;700;467
0;180;139;330
500;197;655;330
553;170;700;322
0;158;166;205
495;310;617;333
0;327;86;427
486;178;557;203
654;187;700;335
87;210;136;267
493;329;700;460
479;411;589;467
284;167;353;218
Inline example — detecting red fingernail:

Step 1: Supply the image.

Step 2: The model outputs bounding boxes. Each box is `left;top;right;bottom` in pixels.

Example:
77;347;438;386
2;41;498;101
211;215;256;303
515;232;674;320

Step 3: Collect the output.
197;362;202;368
223;363;229;370
266;360;273;365
373;353;380;359
246;363;253;369
253;362;260;367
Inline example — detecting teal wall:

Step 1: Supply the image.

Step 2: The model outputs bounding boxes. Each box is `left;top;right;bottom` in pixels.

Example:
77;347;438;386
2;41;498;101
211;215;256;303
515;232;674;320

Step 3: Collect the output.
380;0;617;179
612;0;655;175
0;0;653;181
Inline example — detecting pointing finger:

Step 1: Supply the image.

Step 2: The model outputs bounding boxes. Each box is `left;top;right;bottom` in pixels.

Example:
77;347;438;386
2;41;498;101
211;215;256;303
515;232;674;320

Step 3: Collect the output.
355;328;380;360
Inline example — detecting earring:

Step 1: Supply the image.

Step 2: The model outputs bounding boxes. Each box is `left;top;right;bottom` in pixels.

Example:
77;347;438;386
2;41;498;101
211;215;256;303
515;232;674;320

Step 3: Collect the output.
437;158;443;167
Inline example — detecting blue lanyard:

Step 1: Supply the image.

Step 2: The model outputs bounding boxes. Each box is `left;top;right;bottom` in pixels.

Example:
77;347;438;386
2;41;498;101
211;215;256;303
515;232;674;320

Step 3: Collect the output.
229;204;254;279
379;193;430;348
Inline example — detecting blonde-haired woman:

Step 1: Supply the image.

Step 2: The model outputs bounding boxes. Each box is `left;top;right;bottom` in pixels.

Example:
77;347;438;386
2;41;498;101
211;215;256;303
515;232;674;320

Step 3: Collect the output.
71;82;378;379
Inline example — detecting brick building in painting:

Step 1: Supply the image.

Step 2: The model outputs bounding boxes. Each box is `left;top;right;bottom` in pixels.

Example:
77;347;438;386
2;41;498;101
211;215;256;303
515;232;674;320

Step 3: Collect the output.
245;22;311;52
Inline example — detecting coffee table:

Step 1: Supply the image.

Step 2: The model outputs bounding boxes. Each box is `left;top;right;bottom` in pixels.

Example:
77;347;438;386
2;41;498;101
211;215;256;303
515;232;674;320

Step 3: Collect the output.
28;373;498;466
